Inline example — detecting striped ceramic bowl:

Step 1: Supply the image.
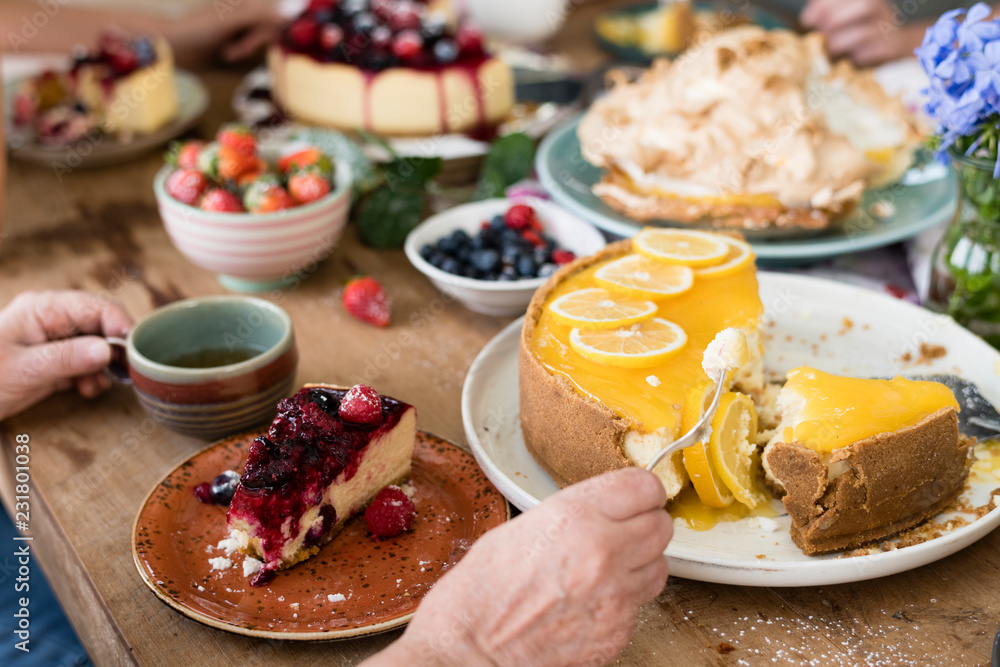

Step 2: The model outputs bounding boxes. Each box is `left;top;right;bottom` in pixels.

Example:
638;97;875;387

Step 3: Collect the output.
116;296;298;440
153;159;352;293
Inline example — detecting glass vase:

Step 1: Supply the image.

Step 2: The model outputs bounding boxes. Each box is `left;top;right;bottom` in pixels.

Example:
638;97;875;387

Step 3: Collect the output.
928;149;1000;348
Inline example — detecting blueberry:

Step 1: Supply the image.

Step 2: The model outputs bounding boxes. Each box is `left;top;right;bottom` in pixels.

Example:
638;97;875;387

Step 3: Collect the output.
210;470;240;505
470;248;500;273
533;246;551;265
498;267;519;281
516;255;538;278
433;38;459;63
501;242;520;264
428;251;447;268
470;235;486;251
479;228;499;249
449;229;471;247
309;388;336;413
420;244;434;260
421;15;446;41
538;263;558;278
460;265;476;278
440;257;461;275
340;0;369;16
456;245;472;264
490;214;506;231
134;37;155;66
437;235;459;255
353;12;378;34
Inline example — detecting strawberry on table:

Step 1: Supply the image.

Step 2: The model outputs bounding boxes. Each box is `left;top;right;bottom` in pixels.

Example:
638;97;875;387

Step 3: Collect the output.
288;167;331;204
199;188;243;213
342;276;390;327
243;176;295;213
165;168;208;206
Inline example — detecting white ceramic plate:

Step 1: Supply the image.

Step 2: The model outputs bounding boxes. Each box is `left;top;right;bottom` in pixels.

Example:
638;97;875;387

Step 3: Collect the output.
461;272;1000;586
6;69;208;168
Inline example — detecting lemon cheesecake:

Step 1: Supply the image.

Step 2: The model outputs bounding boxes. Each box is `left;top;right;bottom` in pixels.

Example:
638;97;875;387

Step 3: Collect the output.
520;228;971;554
269;0;514;136
577;27;923;230
762;369;971;554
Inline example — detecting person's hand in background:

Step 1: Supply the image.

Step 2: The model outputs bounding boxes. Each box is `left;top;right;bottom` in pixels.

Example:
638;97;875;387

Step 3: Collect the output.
802;0;931;66
365;467;673;667
0;291;131;421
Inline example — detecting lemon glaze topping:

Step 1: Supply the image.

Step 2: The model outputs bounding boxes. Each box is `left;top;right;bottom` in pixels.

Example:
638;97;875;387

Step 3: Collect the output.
530;253;763;437
779;367;960;452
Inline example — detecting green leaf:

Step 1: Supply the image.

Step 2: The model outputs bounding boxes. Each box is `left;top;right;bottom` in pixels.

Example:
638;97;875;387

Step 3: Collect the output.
383;156;442;189
356;185;427;248
474;132;535;200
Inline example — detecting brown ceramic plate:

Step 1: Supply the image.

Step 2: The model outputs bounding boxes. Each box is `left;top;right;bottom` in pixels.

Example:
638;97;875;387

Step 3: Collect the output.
132;430;509;640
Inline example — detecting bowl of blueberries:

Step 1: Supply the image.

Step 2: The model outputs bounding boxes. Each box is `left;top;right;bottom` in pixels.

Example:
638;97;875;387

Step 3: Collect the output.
405;197;606;316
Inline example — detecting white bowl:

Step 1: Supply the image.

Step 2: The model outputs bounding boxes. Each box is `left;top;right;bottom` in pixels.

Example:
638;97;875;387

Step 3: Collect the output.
153;157;352;293
404;197;607;316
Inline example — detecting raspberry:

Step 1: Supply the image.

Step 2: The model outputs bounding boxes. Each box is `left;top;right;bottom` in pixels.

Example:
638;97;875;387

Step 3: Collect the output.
552;249;576;265
193;482;214;504
392;30;423;60
338;384;383;425
287;18;319;49
505;204;535;231
365;486;416;540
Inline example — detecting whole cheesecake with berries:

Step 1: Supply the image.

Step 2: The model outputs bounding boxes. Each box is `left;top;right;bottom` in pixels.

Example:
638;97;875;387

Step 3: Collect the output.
227;383;416;585
269;0;515;136
13;30;177;143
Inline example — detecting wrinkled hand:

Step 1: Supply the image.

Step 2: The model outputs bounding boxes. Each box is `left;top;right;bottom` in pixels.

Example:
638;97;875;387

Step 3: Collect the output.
802;0;910;66
368;467;672;667
0;291;132;420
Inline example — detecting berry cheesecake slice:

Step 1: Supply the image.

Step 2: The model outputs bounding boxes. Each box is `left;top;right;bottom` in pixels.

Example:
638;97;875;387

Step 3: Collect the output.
269;0;514;136
227;383;416;585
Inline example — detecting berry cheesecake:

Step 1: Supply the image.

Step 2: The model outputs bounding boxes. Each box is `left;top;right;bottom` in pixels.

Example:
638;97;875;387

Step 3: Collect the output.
13;31;177;144
519;228;972;554
269;0;514;136
227;383;416;585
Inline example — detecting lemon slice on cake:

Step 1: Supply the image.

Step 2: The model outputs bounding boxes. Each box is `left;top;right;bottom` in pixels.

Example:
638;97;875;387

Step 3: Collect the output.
680;382;735;508
694;237;755;279
634;229;730;267
569;317;687;368
594;254;695;299
708;392;764;509
548;288;657;329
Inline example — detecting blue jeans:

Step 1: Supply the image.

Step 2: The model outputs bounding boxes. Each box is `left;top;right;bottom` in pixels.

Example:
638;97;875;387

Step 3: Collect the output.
0;509;92;666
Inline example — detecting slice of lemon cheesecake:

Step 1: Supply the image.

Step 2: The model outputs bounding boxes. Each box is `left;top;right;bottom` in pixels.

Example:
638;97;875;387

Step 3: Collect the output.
520;229;765;500
762;369;973;554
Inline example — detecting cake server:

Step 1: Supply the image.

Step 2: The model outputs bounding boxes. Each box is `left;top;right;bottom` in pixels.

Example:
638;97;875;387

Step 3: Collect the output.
645;369;727;473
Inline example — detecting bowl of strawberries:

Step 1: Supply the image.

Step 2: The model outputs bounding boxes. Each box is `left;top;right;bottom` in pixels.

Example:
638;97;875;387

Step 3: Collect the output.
153;124;352;292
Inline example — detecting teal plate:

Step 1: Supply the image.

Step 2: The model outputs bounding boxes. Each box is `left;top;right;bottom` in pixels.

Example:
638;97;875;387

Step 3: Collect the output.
535;115;957;265
593;1;790;63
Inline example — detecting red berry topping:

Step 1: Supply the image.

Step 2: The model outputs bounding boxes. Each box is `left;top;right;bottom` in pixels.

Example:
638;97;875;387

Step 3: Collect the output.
365;485;416;540
287;17;320;49
339;384;383;425
319;23;345;50
552;249;576;265
288;169;332;204
505;204;535;231
199;188;243;213
390;3;421;30
193;482;214;504
392;30;423;60
165;168;208;206
342;276;391;327
307;0;336;11
456;25;483;55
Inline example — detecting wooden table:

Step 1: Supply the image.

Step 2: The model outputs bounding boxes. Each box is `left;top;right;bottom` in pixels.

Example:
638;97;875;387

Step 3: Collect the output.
3;4;1000;666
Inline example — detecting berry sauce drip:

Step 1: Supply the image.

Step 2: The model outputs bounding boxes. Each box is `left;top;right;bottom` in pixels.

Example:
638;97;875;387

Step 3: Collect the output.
227;387;408;585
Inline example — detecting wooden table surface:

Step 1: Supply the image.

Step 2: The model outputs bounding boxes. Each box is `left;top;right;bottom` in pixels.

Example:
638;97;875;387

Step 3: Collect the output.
2;3;1000;666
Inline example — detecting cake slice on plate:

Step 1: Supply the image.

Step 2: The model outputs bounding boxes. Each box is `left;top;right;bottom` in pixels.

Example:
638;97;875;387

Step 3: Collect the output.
227;383;416;585
762;368;974;555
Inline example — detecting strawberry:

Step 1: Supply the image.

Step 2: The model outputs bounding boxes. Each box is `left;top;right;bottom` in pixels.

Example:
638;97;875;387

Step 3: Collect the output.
165;168;208;205
338;384;383;425
278;147;332;177
243;177;295;213
216;124;256;157
342;276;390;327
552;249;576;265
166;140;205;170
235;158;269;187
199;188;243;213
364;486;416;540
218;144;260;180
196;143;221;180
288;168;331;204
505;204;535;231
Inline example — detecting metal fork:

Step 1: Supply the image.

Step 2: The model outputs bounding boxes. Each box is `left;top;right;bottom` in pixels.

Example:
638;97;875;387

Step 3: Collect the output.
645;370;727;472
